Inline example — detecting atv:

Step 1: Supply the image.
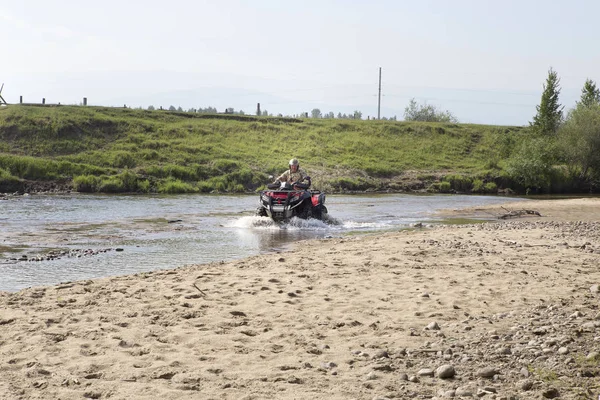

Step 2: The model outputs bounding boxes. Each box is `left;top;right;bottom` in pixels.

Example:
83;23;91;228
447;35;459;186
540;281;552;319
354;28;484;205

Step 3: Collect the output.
256;177;328;222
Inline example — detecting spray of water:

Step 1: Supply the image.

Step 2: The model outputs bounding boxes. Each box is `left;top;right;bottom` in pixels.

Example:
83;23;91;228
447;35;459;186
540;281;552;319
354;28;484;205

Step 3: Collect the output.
227;214;397;232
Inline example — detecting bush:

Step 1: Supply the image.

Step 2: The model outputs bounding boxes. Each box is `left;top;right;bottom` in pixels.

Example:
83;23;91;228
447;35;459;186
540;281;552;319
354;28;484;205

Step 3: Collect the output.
157;179;197;194
197;181;214;193
472;179;485;193
137;179;150;192
404;98;458;123
97;176;125;193
444;174;472;192
73;171;150;193
0;167;22;192
484;182;498;193
73;175;100;192
505;138;555;192
438;181;451;193
119;170;139;192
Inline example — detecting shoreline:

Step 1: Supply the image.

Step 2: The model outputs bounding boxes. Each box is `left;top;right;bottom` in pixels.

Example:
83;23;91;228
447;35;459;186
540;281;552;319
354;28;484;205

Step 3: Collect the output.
1;198;600;399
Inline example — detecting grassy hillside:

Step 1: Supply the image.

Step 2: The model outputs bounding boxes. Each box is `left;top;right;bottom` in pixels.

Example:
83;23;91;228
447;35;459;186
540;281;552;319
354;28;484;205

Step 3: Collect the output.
0;105;527;194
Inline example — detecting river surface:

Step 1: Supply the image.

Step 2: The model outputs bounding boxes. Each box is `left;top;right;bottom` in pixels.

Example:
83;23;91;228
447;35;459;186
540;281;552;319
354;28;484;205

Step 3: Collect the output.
0;193;523;292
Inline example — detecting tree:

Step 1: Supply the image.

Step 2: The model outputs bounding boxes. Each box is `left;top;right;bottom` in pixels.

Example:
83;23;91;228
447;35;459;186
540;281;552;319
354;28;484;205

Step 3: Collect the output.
168;105;176;111
557;103;600;182
352;110;362;120
337;112;343;119
403;98;458;123
311;108;322;118
147;105;155;111
578;79;600;108
531;68;563;135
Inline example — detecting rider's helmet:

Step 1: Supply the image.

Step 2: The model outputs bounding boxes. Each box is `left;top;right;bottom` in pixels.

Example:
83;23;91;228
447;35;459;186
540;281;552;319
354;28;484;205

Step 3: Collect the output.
289;158;299;170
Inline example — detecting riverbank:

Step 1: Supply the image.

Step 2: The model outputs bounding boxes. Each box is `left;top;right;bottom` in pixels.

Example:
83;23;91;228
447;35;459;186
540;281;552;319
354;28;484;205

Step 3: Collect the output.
0;105;528;195
1;198;600;399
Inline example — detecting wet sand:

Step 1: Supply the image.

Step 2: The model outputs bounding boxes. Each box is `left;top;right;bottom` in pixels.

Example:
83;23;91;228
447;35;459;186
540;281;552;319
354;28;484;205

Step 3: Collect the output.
1;198;600;399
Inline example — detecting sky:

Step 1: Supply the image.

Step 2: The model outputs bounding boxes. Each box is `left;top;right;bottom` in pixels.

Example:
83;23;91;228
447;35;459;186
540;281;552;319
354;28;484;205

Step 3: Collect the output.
1;0;599;125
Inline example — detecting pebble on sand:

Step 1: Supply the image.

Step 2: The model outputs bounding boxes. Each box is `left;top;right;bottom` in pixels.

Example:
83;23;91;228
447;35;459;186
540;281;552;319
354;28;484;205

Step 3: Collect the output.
435;364;456;379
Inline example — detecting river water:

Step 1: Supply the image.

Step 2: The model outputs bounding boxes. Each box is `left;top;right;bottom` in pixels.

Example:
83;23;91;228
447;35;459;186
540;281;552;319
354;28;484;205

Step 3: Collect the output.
0;193;523;292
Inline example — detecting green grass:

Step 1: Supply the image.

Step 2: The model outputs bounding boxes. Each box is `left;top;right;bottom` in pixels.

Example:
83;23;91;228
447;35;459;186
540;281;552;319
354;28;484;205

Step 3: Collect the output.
0;105;531;193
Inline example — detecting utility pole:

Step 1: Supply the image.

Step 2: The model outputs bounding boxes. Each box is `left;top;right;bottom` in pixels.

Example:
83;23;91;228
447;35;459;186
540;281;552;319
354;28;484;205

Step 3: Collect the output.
377;67;382;120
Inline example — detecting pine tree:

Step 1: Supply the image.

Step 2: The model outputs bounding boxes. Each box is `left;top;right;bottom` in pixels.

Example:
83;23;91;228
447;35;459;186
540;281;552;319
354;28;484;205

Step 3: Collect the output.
531;68;564;135
578;79;600;108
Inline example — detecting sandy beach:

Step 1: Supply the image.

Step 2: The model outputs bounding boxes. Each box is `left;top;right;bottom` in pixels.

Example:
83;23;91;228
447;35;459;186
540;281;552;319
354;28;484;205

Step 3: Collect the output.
1;198;600;400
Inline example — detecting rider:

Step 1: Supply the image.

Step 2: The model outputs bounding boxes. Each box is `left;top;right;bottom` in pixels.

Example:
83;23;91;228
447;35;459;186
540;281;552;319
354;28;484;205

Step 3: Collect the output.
276;158;309;186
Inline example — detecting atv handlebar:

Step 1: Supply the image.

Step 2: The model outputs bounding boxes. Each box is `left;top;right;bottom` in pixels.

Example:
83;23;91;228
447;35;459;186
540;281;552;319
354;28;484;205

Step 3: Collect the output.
267;176;311;191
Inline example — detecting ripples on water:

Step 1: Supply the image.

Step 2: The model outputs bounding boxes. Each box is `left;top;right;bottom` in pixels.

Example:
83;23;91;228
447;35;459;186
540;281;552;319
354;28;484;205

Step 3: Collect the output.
0;193;522;291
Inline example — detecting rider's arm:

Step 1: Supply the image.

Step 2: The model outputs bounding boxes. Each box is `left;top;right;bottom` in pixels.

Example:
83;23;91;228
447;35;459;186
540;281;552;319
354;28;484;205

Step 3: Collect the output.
276;171;289;182
300;169;308;181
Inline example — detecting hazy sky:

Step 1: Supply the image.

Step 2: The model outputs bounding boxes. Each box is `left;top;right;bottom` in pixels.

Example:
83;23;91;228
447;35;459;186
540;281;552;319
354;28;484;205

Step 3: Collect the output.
1;0;599;125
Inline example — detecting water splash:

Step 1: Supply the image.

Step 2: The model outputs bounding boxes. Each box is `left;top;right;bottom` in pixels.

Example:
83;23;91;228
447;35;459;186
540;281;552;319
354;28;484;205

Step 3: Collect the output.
226;215;334;230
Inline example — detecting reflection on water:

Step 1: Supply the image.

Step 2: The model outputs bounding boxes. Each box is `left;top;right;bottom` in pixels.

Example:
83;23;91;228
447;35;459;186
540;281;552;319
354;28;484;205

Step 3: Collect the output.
0;193;523;292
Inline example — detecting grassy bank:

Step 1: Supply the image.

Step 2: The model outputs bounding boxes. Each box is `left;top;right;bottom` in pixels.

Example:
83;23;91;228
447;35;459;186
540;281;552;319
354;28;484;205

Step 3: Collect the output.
0;105;529;194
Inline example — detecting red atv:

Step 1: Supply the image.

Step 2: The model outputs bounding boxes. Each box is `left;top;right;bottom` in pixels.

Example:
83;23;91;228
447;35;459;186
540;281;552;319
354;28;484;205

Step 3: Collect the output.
256;177;328;222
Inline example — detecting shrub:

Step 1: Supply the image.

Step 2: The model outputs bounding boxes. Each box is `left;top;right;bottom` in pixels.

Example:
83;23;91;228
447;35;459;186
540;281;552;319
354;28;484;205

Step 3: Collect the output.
484;182;498;193
472;179;485;193
213;179;227;192
438;181;451;193
505;138;555;192
73;175;100;192
404;98;458;123
197;181;214;193
97;176;125;193
137;179;150;192
157;179;197;193
0;167;22;192
119;170;139;192
73;171;149;193
444;174;472;192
